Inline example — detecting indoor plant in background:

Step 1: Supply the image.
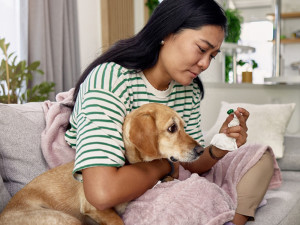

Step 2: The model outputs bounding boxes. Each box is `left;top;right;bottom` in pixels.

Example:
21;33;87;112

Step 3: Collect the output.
224;8;243;83
239;59;258;83
0;38;55;104
145;0;160;16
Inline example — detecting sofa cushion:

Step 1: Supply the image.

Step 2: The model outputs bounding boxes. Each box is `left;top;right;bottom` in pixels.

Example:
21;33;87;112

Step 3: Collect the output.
0;175;11;212
204;101;296;159
0;103;48;197
247;171;300;225
277;136;300;171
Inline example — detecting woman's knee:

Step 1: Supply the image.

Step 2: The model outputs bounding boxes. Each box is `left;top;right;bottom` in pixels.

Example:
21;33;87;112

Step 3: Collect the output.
236;150;274;218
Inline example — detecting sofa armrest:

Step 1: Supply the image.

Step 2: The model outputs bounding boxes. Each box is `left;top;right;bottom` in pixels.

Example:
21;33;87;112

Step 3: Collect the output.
0;102;48;198
0;174;11;212
277;136;300;171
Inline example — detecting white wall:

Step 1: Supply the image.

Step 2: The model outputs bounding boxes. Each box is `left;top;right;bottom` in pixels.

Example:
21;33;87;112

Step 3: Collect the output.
134;0;145;34
77;0;144;72
77;0;102;73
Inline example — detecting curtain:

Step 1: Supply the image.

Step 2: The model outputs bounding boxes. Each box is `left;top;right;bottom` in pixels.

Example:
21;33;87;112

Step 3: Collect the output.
27;0;80;99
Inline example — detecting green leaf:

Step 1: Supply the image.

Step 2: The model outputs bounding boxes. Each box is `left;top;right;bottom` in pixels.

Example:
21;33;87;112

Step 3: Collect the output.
251;59;258;69
11;55;18;66
145;0;159;15
0;38;5;52
36;69;44;75
225;9;243;43
28;61;40;71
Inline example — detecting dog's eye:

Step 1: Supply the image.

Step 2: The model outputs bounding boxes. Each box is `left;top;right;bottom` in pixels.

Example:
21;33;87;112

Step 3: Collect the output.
168;123;177;133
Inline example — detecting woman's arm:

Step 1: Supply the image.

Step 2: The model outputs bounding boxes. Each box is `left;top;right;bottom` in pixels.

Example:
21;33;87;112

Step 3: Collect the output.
182;107;249;174
181;145;227;174
82;159;173;210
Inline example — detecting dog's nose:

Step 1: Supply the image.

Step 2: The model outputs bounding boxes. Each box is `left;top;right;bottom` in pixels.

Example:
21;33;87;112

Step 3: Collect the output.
193;145;204;156
170;156;178;162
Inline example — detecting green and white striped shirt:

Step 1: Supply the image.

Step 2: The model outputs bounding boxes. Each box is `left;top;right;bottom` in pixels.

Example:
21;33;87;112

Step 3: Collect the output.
65;62;204;177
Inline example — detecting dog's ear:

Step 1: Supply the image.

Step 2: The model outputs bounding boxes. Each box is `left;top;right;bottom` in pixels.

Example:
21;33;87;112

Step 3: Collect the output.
129;112;159;158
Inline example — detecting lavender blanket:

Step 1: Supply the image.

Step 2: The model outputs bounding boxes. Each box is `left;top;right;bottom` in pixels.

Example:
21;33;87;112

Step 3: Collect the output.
122;145;281;225
41;88;75;169
41;90;282;225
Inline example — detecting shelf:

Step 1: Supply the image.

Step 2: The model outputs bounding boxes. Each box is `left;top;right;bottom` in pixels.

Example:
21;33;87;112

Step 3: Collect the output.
271;38;300;44
281;38;300;44
204;82;300;88
267;12;300;20
221;42;255;54
264;76;300;84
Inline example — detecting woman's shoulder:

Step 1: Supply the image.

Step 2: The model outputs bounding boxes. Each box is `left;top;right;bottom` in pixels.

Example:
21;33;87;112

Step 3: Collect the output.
84;62;141;91
92;62;138;77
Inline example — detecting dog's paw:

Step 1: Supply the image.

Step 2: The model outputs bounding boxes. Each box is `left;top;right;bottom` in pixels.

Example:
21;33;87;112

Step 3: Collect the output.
161;176;174;183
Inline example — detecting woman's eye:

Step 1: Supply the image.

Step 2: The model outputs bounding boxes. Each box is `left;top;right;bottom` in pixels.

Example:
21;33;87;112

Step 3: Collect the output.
198;46;206;53
210;55;216;60
168;123;178;133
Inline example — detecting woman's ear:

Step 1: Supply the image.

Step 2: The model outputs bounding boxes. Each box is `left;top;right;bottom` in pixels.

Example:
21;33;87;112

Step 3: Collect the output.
129;112;159;158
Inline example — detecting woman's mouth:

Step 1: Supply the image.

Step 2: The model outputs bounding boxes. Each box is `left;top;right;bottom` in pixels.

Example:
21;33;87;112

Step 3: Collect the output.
190;71;199;78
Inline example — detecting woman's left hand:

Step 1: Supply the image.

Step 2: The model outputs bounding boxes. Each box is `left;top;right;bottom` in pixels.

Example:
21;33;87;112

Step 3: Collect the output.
219;107;250;148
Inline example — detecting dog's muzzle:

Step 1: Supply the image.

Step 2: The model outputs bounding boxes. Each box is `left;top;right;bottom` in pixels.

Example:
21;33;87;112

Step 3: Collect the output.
193;145;204;157
170;145;204;162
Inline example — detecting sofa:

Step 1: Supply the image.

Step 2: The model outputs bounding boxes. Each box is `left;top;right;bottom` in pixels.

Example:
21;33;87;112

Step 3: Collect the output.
0;102;300;225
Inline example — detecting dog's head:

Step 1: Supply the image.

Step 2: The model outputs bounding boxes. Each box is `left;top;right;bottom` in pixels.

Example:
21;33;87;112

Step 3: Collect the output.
123;103;204;164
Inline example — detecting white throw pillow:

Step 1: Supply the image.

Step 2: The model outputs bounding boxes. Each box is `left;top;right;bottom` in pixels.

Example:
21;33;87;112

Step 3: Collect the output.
204;101;296;158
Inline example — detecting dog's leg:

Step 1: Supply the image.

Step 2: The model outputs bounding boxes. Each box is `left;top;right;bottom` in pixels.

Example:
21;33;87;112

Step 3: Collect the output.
161;175;174;182
0;209;82;225
83;208;124;225
80;197;124;225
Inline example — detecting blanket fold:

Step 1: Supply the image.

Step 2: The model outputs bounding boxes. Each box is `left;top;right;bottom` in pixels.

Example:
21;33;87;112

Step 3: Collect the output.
41;88;75;169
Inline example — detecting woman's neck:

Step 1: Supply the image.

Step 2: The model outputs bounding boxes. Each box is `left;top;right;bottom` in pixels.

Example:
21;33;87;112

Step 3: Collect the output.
143;65;172;91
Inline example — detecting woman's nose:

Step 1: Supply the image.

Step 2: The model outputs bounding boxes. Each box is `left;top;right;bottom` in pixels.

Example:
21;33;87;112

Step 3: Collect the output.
197;56;211;72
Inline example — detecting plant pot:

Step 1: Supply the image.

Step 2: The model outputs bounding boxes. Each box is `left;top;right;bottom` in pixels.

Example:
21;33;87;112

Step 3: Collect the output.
242;71;252;83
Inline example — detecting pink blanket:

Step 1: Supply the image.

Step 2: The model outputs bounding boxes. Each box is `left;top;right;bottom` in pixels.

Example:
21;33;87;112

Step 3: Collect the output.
41;88;75;169
123;145;281;225
41;90;282;225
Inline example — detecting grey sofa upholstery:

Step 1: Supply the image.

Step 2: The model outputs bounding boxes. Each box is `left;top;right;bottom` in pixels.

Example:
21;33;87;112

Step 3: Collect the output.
0;102;300;225
248;136;300;225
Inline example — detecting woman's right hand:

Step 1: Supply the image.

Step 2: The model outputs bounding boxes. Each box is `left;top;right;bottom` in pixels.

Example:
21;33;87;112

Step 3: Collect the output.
219;107;249;148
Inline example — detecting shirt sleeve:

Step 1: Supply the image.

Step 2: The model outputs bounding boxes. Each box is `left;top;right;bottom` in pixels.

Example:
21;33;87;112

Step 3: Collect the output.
73;64;128;174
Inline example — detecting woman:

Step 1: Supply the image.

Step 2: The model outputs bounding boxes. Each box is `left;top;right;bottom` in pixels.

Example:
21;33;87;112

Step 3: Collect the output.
65;0;274;224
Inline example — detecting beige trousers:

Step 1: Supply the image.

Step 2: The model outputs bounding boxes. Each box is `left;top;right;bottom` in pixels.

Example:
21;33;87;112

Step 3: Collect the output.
236;151;274;219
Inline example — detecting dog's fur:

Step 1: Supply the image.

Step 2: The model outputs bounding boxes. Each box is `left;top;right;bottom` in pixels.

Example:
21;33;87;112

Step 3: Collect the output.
0;103;203;225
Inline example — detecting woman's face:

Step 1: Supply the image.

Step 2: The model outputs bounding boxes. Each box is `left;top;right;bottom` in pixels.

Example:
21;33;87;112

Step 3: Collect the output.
158;25;225;86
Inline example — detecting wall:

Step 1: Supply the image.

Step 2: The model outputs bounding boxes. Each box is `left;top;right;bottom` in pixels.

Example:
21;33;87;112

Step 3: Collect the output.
77;0;102;73
77;0;145;73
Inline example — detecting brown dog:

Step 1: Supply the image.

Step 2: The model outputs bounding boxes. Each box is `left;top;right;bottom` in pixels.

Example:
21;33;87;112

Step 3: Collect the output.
0;103;203;225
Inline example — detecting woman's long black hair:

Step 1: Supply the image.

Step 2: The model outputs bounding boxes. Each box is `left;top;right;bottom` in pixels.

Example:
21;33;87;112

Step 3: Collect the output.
73;0;227;103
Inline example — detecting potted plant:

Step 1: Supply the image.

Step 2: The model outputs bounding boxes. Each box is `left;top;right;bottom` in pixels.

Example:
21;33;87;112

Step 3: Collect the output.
238;59;258;83
238;59;258;71
0;38;55;104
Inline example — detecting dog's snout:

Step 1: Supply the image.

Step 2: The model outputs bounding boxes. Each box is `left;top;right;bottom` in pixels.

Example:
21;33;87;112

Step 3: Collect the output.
170;156;178;162
193;145;204;156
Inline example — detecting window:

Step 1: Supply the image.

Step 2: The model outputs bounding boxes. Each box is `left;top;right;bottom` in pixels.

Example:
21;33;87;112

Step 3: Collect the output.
0;0;24;61
238;21;273;84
